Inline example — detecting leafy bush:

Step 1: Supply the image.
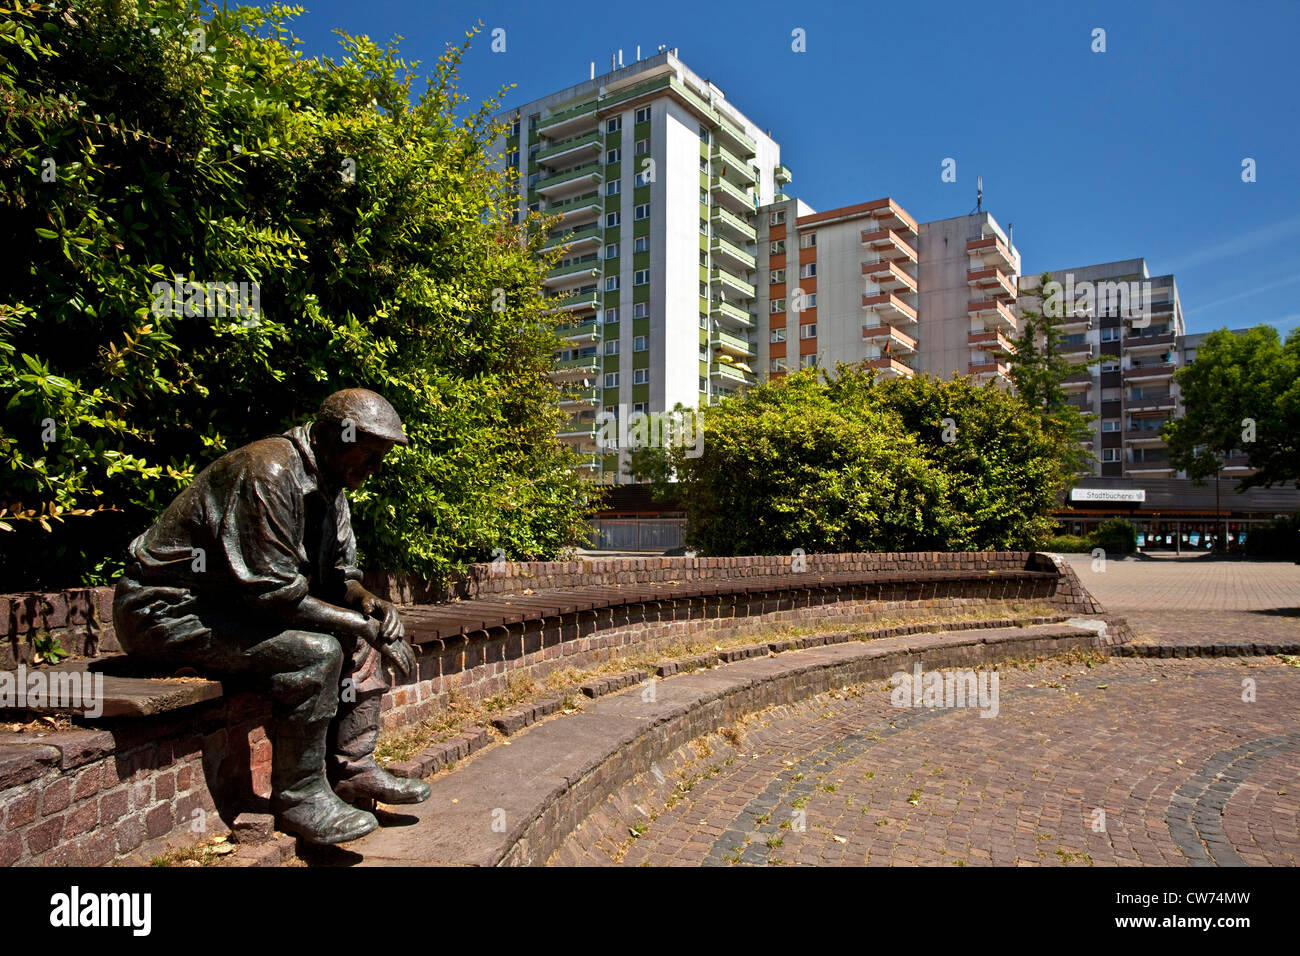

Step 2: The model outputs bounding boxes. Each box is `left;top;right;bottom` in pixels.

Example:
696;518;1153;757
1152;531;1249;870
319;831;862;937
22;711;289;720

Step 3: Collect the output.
1038;535;1092;554
1090;518;1137;556
633;368;1080;555
0;1;596;587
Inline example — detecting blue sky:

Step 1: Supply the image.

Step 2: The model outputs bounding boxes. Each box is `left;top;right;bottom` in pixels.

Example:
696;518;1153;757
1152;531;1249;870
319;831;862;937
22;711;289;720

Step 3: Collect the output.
281;0;1300;336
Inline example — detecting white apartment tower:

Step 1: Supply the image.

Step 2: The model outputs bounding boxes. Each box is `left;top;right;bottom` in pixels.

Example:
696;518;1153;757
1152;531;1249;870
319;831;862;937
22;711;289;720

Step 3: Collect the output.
493;51;789;483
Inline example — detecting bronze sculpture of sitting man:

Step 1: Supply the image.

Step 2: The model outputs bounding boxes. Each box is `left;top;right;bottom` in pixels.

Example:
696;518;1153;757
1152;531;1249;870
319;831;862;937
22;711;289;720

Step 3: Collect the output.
113;388;429;845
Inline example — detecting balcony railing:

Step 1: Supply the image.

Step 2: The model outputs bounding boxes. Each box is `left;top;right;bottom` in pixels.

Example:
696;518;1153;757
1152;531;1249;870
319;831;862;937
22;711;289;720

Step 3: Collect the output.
536;99;598;135
862;259;919;294
866;357;914;378
966;234;1016;272
710;363;755;385
557;320;600;342
775;164;792;184
540;223;603;252
536;161;603;195
711;329;757;357
1123;363;1176;381
535;130;603;165
710;206;757;243
710;237;756;270
711;299;756;328
710;267;756;298
549;290;601;312
862;324;918;353
710;145;757;184
862;292;919;324
861;228;919;264
710;174;755;211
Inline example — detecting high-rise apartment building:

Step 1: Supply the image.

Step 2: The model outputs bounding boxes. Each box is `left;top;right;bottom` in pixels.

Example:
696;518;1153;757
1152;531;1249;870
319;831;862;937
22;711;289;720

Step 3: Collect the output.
493;51;788;483
753;200;1021;385
1017;260;1185;478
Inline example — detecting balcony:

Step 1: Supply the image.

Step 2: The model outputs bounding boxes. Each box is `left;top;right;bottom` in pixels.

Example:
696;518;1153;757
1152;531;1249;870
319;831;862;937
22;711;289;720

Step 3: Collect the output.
536;100;598;138
967;329;1015;354
710;362;756;385
968;298;1018;332
710;206;757;243
969;360;1011;382
535;130;603;166
540;223;603;253
966;234;1017;272
711;299;755;329
967;267;1016;300
863;199;918;237
860;228;918;266
536;161;603;197
775;164;792;185
711;266;755;299
557;416;602;440
572;452;603;472
710;174;755;214
557;386;601;408
1123;362;1176;382
861;258;919;294
862;292;918;326
1060;341;1094;359
710;236;756;271
862;324;918;354
549;289;601;313
1124;332;1176;351
1125;430;1167;445
557;320;599;344
866;357;914;379
710;145;756;185
549;192;603;223
713;116;756;159
1126;394;1176;413
711;329;757;358
544;259;601;287
550;355;600;378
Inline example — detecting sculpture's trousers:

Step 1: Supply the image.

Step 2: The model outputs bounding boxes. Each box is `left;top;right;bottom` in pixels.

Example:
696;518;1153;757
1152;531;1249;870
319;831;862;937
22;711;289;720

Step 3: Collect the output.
112;577;391;802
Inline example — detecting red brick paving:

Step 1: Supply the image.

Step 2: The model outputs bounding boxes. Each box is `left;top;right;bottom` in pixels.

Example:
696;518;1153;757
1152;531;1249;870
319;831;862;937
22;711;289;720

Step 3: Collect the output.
551;654;1300;866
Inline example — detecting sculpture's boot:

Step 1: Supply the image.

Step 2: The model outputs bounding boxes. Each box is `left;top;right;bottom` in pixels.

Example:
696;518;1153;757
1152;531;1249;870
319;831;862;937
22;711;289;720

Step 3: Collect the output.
330;691;431;805
272;719;379;844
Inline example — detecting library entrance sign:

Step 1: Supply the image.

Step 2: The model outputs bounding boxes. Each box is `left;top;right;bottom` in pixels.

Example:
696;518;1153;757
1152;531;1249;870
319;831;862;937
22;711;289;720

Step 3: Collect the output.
1070;488;1146;503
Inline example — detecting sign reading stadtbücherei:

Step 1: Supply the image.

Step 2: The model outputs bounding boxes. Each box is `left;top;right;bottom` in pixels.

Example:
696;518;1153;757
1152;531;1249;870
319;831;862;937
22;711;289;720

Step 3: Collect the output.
1070;488;1147;503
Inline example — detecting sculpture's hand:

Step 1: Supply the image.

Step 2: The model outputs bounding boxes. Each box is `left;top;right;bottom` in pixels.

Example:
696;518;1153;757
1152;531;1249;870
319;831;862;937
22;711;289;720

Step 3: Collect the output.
347;582;405;643
378;637;416;679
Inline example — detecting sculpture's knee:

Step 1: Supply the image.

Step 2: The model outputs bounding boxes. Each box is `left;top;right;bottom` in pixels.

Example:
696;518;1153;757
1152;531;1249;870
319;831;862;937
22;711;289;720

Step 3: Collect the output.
266;631;344;723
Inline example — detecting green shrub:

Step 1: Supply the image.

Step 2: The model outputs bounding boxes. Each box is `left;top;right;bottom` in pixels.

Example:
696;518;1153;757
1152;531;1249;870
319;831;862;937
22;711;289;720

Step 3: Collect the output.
1244;513;1300;559
0;2;596;587
1090;518;1137;555
1038;535;1092;554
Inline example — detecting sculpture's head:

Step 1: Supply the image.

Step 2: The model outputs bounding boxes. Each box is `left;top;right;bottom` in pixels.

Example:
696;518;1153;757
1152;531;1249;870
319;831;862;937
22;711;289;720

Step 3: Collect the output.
312;388;409;490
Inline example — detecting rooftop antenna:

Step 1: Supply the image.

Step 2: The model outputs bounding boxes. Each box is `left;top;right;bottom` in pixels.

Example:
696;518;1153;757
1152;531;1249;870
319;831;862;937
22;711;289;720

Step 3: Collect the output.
972;175;983;214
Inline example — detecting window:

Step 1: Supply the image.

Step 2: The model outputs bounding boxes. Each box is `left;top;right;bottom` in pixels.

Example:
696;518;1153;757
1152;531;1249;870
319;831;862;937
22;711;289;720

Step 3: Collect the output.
699;344;708;360
634;237;649;253
1101;327;1121;342
699;124;709;142
770;359;788;373
769;210;786;226
528;114;539;130
528;202;540;213
634;269;649;286
603;307;620;324
605;276;619;291
770;299;785;314
699;156;709;172
507;149;519;166
606;117;621;133
700;251;708;267
606;148;621;164
605;340;619;355
528;144;539;160
770;240;786;255
700;313;709;329
633;335;648;352
800;232;816;249
606;212;621;228
635;139;649;156
1102;448;1121;463
800;354;817;368
635;106;651;124
603;404;618;419
634;204;650;220
803;293;817;308
604;372;619;388
605;242;620;259
1101;419;1121;432
633;401;648;414
770;327;786;343
770;269;785;284
606;180;621;196
633;369;649;385
800;323;817;339
634;302;650;318
1100;360;1120;373
635;170;652;188
799;262;816;279
510;119;520;136
1102;387;1122;402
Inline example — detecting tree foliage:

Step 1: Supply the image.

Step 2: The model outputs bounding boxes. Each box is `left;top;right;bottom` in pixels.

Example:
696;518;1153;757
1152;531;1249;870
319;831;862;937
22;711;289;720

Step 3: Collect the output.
0;0;596;587
1007;271;1095;479
1163;325;1300;488
636;367;1078;556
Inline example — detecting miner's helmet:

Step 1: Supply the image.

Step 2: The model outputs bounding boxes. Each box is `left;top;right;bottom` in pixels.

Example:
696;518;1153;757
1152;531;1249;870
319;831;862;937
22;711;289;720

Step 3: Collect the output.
316;388;409;446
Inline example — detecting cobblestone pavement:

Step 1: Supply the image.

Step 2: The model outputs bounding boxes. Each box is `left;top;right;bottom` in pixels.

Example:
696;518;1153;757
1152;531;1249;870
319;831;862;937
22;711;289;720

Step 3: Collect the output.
1065;555;1300;647
551;654;1300;866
